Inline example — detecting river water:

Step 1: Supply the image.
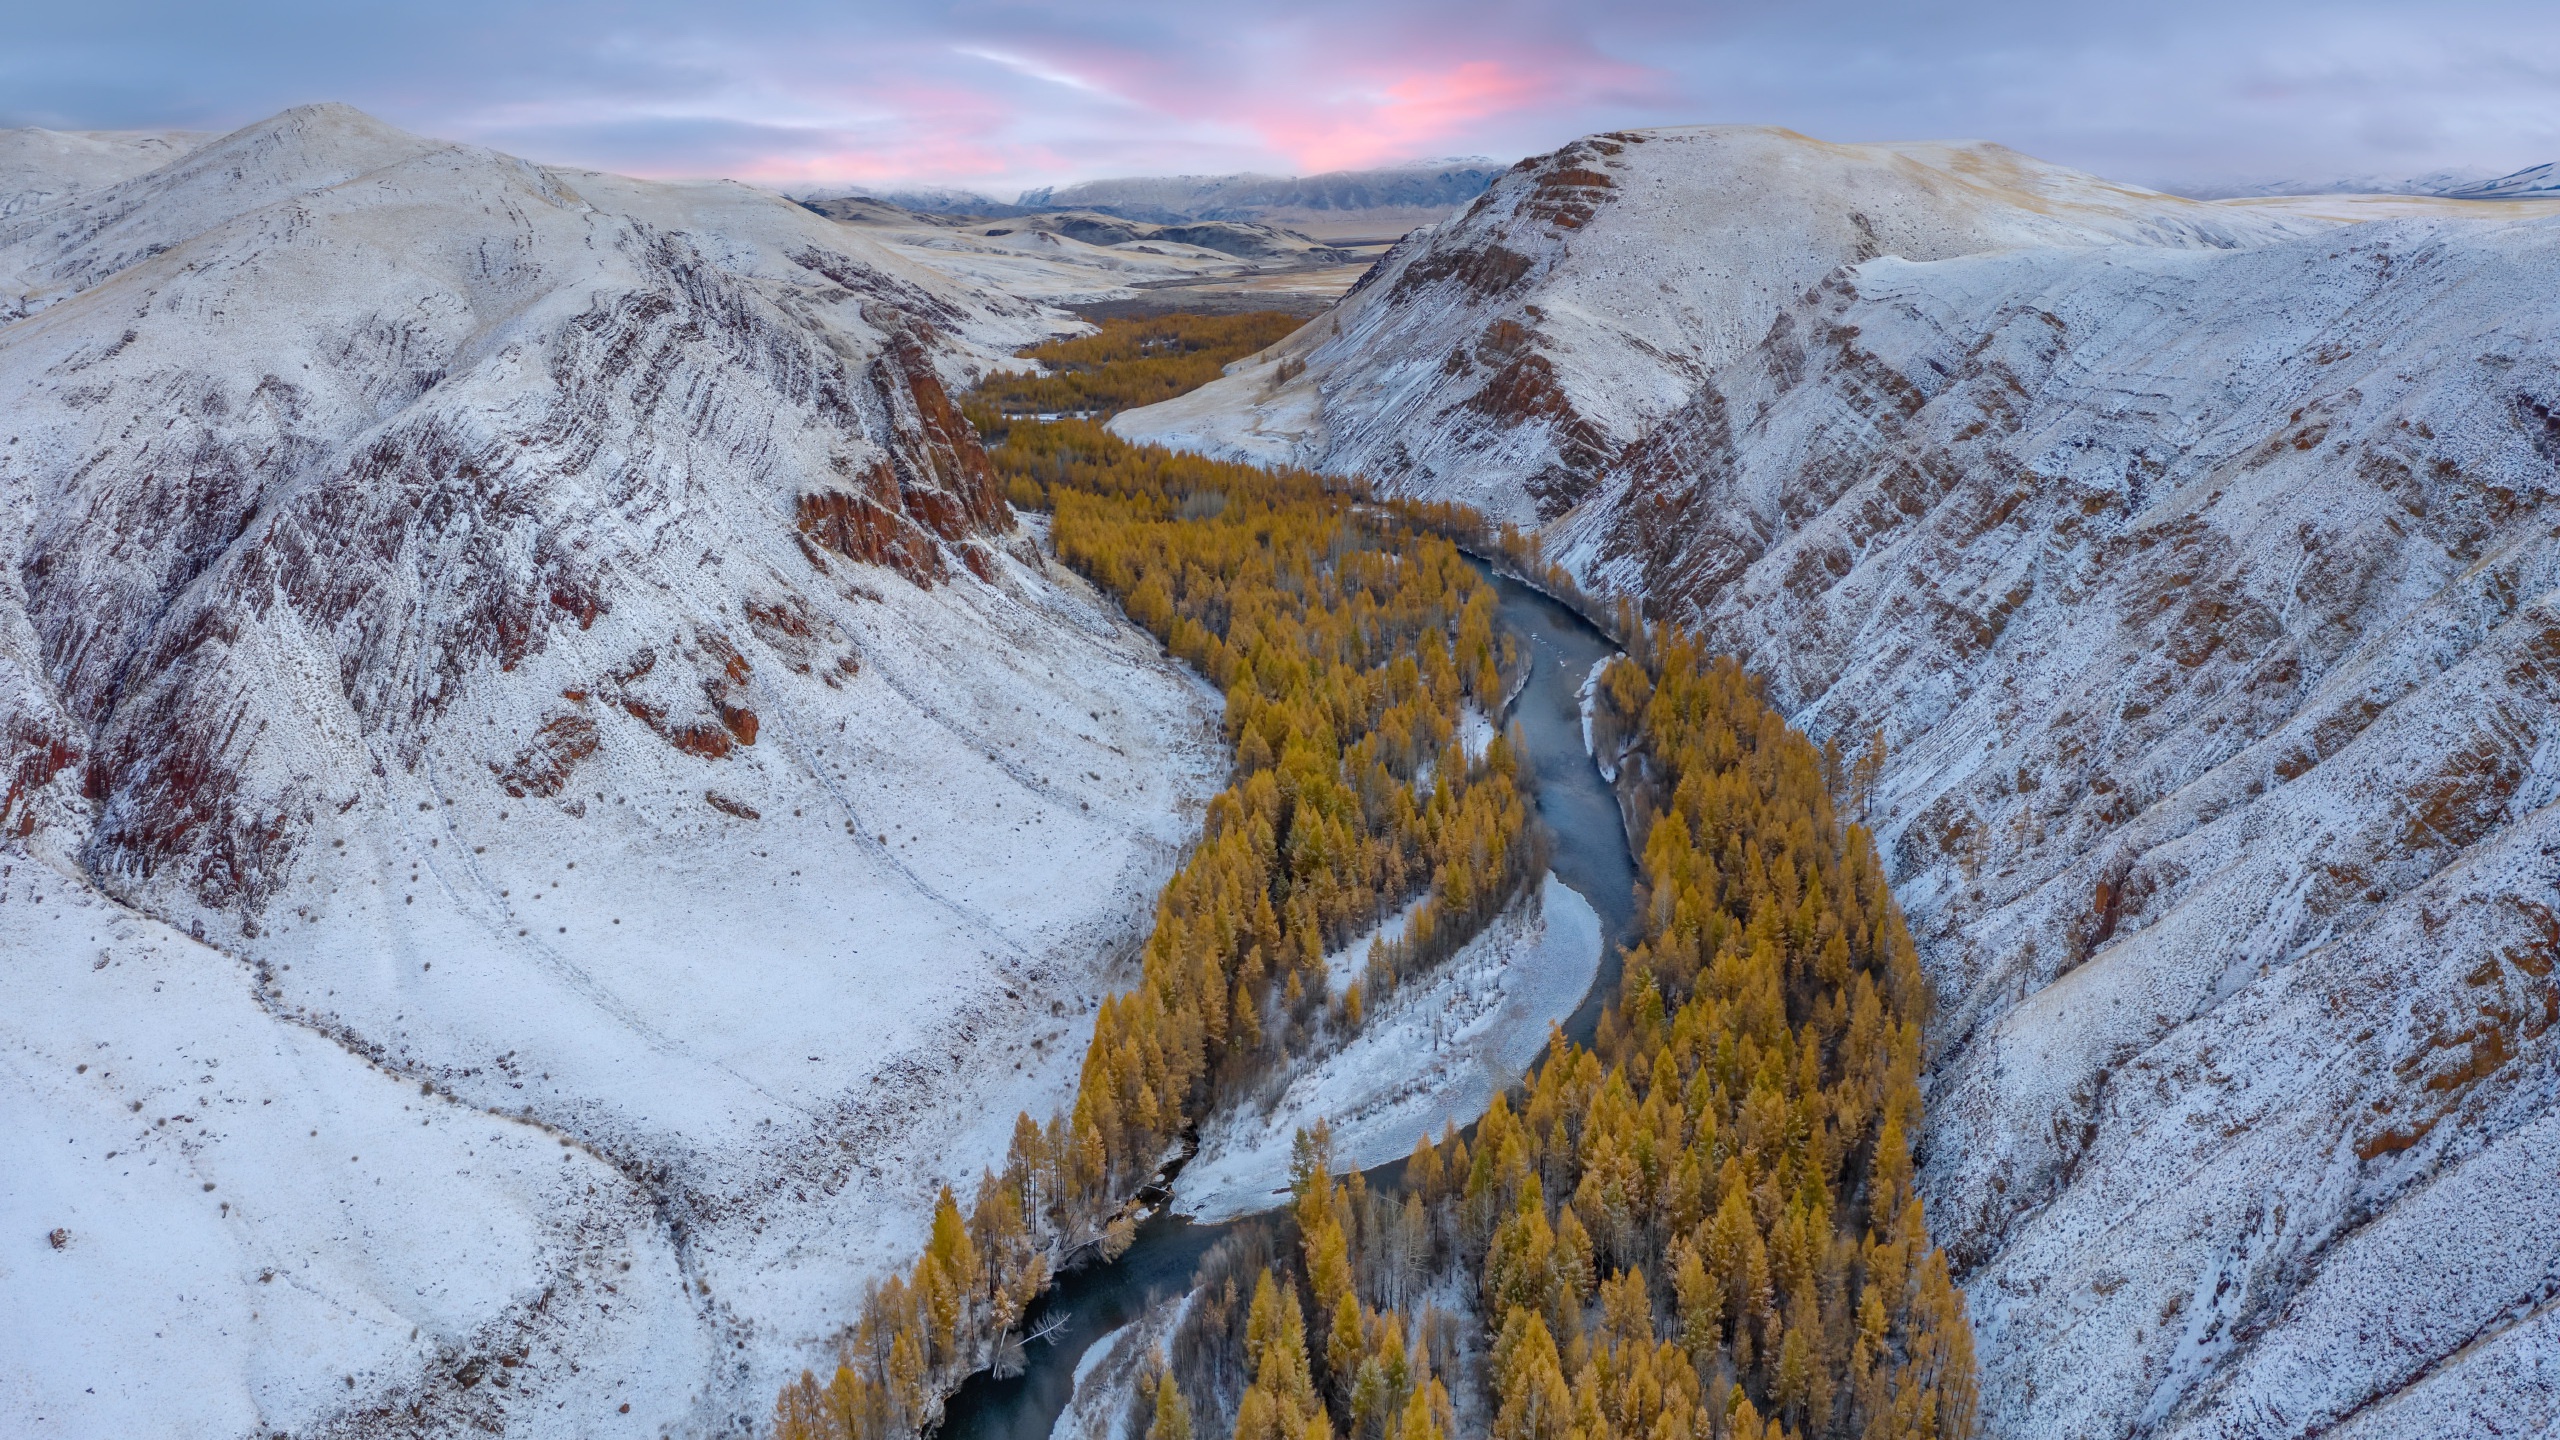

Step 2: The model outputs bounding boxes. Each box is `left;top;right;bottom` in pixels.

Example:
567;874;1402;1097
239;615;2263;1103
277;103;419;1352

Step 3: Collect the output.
937;567;1636;1440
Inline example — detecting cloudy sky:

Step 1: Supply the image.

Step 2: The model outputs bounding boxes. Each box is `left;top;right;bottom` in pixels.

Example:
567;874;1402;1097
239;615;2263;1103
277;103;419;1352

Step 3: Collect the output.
7;1;2557;196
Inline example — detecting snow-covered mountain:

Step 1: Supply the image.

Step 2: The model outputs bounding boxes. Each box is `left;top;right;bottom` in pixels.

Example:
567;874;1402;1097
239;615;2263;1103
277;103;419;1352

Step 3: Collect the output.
2181;162;2559;202
1116;127;2348;518
2445;161;2560;201
1118;125;2560;1437
1018;160;1502;239
2;104;1223;1437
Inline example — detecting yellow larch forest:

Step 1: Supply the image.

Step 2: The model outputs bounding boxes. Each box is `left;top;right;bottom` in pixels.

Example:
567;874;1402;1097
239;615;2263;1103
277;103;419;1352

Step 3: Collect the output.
777;314;1538;1440
773;314;1978;1440
969;312;1307;420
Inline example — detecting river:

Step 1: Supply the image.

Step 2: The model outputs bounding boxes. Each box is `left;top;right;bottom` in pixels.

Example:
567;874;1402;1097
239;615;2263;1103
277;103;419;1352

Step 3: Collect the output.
936;565;1637;1440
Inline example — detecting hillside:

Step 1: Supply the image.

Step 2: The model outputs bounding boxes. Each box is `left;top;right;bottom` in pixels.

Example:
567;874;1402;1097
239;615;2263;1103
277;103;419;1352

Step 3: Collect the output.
1113;126;2357;510
808;197;1377;317
0;104;1225;1437
1115;125;2560;1438
0;124;211;217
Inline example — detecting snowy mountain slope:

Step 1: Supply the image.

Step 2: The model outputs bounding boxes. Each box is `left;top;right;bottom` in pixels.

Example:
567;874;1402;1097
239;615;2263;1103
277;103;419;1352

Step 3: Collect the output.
1112;125;2337;518
5;865;701;1438
1584;216;2560;1440
0;125;211;218
2442;161;2560;201
1114;125;2560;1438
0;104;1224;1437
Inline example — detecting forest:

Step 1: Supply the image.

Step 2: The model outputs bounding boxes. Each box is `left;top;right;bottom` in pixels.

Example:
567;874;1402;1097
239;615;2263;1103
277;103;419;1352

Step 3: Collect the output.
1152;640;1976;1440
773;314;1977;1440
967;311;1306;419
776;315;1541;1440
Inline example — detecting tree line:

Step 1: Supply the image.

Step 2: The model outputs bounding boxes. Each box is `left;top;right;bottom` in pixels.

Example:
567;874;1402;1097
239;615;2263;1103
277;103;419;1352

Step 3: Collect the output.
969;311;1306;419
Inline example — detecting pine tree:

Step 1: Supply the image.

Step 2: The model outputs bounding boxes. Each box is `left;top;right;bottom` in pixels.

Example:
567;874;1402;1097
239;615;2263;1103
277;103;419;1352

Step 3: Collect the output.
1148;1369;1195;1440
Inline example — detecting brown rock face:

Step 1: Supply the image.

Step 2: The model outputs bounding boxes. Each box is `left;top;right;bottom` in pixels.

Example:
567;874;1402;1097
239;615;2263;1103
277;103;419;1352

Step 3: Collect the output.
794;324;1012;586
0;105;1034;926
493;714;602;799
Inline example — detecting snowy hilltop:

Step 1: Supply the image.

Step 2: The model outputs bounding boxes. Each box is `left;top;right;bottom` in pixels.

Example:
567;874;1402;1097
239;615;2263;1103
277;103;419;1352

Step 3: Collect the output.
0;103;1225;1437
1118;124;2560;1438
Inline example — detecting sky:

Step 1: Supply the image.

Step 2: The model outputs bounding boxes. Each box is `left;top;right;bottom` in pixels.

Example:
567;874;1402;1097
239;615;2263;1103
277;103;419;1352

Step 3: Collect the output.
5;1;2557;198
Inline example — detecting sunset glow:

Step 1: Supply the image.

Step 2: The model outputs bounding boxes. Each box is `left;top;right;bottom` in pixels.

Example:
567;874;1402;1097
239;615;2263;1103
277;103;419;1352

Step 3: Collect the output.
5;1;2557;196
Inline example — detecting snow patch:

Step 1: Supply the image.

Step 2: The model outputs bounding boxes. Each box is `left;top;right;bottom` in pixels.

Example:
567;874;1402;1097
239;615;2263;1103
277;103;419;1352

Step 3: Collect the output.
1175;875;1602;1223
1457;703;1497;763
1047;1292;1191;1440
1325;896;1425;999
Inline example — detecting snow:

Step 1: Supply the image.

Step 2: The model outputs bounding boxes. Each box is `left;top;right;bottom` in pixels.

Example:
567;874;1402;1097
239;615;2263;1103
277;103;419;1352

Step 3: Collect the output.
0;125;211;218
1575;658;1623;782
1175;875;1601;1224
1114;120;2560;1437
1;856;704;1436
1323;897;1424;999
1067;1320;1134;1397
1047;1292;1191;1440
0;104;1226;1437
1455;703;1497;763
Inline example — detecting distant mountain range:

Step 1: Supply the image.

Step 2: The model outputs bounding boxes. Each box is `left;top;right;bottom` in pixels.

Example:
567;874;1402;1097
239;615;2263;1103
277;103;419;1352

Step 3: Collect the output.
2441;160;2560;199
2181;159;2558;199
810;159;1507;240
1018;159;1503;220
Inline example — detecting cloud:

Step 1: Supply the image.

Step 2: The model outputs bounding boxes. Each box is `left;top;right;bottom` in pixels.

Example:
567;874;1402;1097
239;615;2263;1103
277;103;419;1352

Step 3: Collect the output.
950;47;1120;101
4;0;2557;196
1235;59;1592;172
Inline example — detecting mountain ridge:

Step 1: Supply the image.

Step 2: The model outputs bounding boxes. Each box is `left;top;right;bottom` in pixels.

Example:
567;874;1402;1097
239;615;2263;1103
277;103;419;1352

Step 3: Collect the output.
804;158;1502;241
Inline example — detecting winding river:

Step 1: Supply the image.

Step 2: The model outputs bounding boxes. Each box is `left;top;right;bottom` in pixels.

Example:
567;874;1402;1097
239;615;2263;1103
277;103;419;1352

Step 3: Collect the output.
937;566;1638;1440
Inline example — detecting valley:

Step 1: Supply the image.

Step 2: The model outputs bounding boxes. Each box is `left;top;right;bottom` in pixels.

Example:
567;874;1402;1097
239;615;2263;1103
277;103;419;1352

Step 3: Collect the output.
941;558;1631;1440
773;315;1971;1440
5;102;2555;1440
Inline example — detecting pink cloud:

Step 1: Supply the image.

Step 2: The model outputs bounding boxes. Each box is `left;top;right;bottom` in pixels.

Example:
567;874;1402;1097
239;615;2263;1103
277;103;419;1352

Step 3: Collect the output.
1258;59;1561;171
429;10;1673;193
